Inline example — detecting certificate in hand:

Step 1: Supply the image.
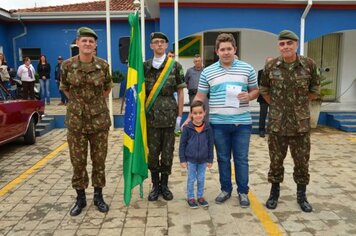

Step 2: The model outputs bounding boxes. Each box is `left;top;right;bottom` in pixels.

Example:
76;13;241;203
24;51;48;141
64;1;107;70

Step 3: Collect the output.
226;84;242;108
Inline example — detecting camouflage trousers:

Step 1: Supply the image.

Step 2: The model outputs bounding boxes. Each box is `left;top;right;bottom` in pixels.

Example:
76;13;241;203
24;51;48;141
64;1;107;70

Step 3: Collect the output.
67;129;109;189
147;126;175;175
267;133;311;185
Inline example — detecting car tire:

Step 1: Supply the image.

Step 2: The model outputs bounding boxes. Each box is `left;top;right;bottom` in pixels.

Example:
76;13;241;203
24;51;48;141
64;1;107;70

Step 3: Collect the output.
24;118;36;145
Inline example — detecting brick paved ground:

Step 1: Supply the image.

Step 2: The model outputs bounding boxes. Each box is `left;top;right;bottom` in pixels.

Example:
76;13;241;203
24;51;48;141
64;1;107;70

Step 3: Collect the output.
1;125;356;235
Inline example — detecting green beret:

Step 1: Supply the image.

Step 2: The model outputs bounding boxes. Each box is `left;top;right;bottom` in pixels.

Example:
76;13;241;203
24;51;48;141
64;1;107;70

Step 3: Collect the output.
278;30;299;41
150;32;169;43
77;27;98;40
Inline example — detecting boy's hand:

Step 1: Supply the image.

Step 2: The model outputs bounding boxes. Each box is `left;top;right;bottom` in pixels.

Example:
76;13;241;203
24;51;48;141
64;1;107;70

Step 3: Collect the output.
180;162;187;168
207;163;213;169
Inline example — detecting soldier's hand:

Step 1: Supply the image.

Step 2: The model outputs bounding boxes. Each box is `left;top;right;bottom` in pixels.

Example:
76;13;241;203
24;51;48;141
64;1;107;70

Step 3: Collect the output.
308;92;319;101
175;116;182;132
103;89;111;97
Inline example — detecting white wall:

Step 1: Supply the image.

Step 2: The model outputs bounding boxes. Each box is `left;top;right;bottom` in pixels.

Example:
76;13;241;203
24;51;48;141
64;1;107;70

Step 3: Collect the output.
240;30;279;71
338;30;356;103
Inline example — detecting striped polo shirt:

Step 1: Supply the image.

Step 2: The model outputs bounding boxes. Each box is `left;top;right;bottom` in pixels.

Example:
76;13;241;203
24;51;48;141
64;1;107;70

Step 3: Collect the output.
198;59;257;125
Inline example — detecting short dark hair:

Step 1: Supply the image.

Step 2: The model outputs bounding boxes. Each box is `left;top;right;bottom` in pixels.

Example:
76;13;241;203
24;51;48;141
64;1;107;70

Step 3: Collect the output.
23;57;30;63
215;33;236;50
190;100;205;112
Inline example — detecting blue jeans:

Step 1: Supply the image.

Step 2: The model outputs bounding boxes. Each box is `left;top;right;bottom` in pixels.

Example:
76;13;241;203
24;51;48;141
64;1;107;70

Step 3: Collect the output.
56;81;68;103
211;124;252;194
187;162;207;199
40;79;50;103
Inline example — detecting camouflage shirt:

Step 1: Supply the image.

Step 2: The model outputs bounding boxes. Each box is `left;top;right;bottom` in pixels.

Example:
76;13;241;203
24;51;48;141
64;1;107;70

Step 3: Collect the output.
259;55;320;135
144;57;186;128
60;56;113;133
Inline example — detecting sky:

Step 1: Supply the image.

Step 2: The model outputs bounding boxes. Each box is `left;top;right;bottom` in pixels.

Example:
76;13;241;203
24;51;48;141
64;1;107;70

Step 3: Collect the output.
0;0;99;11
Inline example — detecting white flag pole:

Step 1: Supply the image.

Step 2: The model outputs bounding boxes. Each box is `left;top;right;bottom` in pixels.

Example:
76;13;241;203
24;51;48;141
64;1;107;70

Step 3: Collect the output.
174;0;178;61
105;0;113;130
140;0;145;61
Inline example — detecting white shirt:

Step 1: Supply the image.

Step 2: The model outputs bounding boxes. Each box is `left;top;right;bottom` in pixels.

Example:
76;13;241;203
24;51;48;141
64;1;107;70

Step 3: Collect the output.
152;54;166;69
17;64;36;82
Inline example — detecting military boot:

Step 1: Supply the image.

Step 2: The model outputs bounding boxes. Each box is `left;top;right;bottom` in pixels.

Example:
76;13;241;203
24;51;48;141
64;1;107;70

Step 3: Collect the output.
266;183;280;209
94;187;109;213
70;189;87;216
297;184;313;212
148;172;160;201
160;174;173;201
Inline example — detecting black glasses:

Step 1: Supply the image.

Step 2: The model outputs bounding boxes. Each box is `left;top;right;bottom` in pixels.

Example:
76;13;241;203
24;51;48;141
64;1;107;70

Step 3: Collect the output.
151;39;166;45
279;40;294;47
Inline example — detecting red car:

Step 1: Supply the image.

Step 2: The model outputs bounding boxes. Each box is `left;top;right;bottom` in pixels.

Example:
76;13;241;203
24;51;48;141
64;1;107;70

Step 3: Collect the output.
0;83;45;145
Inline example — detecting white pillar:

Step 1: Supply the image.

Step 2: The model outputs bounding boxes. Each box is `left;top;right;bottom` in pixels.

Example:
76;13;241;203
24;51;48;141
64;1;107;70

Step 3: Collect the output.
174;0;179;61
105;0;114;130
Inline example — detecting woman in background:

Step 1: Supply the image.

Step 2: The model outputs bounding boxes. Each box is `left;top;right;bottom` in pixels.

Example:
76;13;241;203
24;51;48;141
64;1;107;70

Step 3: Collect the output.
37;54;51;104
0;53;10;84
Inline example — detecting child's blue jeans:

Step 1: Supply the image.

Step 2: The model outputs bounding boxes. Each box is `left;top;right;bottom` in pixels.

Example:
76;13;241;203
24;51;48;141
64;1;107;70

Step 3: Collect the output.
187;162;207;199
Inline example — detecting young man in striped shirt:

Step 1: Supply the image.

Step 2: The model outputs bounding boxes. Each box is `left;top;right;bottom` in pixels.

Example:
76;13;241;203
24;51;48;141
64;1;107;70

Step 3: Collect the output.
184;33;258;207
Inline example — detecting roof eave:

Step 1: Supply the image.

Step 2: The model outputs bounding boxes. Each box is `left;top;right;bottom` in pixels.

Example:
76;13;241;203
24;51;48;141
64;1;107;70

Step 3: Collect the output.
10;11;134;21
0;8;12;20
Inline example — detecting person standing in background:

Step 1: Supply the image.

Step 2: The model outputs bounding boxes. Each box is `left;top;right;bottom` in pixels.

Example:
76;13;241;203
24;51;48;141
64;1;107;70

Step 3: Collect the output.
17;57;36;100
0;53;10;86
257;57;274;138
55;56;68;105
185;54;203;105
37;55;51;105
167;50;175;58
0;52;8;69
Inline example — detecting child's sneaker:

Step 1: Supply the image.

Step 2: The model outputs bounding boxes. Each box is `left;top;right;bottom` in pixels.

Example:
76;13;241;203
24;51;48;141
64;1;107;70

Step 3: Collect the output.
187;199;199;209
197;197;209;208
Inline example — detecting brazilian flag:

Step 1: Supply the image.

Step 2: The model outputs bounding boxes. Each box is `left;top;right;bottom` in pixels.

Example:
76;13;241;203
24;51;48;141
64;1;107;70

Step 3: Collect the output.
123;11;148;206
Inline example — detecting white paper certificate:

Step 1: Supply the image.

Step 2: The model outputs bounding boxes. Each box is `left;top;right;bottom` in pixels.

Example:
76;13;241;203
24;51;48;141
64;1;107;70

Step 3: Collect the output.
225;85;242;108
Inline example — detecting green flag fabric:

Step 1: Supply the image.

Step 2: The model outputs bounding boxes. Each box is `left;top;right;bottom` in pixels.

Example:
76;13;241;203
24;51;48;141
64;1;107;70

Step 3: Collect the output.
123;11;148;206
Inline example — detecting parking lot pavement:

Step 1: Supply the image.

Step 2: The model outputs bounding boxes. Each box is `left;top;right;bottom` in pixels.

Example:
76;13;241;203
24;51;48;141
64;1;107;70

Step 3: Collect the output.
0;127;356;236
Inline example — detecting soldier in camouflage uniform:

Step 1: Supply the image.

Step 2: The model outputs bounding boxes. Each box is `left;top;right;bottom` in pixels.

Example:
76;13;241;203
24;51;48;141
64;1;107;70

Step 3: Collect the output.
60;27;113;216
260;30;320;212
144;32;186;201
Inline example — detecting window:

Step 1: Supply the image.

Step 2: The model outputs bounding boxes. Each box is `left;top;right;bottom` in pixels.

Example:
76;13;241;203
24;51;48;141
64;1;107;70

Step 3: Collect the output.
70;39;97;57
19;48;41;61
71;44;79;57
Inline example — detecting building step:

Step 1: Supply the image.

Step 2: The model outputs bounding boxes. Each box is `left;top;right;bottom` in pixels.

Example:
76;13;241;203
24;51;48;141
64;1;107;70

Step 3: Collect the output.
329;114;356;120
36;116;56;137
334;119;356;125
340;124;356;132
325;112;356;132
41;116;56;123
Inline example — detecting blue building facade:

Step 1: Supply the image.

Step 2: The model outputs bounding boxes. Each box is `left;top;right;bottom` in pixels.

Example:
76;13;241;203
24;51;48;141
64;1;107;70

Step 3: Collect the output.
1;1;356;101
159;3;356;45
